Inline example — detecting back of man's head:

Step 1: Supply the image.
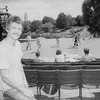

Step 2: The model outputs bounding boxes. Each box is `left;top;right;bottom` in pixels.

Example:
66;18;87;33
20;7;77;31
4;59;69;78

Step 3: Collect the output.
36;52;40;57
56;50;61;55
84;48;89;55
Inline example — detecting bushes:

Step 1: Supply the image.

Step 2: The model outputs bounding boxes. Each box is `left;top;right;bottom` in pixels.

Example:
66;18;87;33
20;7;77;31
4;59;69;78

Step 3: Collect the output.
19;32;38;39
40;33;62;39
42;22;54;33
40;33;51;39
31;32;38;39
20;31;73;39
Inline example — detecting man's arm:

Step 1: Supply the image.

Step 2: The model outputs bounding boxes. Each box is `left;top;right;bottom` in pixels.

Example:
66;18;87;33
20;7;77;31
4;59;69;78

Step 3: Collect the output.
0;69;25;92
21;64;29;88
0;69;35;99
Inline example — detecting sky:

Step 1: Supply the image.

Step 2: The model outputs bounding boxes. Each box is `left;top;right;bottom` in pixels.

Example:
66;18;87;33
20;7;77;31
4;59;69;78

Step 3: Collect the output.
0;0;85;21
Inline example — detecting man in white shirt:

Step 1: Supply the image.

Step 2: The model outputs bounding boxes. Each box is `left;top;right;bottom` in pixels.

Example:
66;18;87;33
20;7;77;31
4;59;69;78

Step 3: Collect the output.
80;47;95;61
36;38;41;52
55;50;65;62
26;32;32;50
0;15;36;100
34;52;43;62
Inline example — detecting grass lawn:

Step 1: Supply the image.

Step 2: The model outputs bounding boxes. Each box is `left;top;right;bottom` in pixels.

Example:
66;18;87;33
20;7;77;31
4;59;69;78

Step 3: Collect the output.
21;37;100;59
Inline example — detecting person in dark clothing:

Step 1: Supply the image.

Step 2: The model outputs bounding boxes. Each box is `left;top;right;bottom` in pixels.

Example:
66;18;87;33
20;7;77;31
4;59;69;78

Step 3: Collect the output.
0;24;3;41
73;34;78;46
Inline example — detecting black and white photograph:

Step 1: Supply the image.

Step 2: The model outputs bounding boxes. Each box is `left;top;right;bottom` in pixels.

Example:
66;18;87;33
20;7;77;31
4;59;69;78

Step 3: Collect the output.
0;0;100;100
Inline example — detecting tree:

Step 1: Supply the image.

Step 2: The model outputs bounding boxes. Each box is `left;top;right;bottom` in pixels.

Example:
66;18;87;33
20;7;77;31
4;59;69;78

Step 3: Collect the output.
56;13;70;29
75;15;84;26
30;20;42;32
82;0;92;25
42;16;56;25
67;14;73;26
82;0;100;36
71;18;77;26
23;21;31;33
42;22;54;33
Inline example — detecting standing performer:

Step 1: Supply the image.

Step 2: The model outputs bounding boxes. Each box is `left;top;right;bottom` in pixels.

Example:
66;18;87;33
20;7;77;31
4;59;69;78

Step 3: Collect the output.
36;38;41;52
77;33;81;44
26;32;32;50
73;33;78;46
56;37;59;46
56;31;60;46
73;33;81;47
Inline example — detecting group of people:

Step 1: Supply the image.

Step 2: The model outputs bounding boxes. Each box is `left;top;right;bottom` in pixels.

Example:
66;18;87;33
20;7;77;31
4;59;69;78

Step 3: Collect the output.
34;47;95;63
55;47;95;62
25;28;81;52
26;34;41;52
0;16;36;100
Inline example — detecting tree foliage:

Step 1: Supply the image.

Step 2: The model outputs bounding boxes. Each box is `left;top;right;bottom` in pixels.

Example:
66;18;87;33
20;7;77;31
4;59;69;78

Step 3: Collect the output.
23;21;31;33
42;16;56;25
56;13;66;28
42;22;54;33
82;0;100;36
71;18;77;26
75;15;84;26
30;20;42;32
56;13;74;29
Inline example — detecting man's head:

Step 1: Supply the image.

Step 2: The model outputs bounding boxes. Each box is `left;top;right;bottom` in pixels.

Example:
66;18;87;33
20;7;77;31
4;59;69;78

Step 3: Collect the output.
36;52;40;57
84;47;90;55
56;50;61;55
6;15;23;40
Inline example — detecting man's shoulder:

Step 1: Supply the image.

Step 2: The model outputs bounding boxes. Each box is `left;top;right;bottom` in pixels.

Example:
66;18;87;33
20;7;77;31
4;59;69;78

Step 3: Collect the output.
80;54;95;61
80;55;86;60
0;41;6;51
34;58;42;62
88;54;94;57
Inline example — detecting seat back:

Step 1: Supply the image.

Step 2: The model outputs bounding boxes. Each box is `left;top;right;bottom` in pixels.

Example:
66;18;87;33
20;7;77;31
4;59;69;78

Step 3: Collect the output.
24;69;37;87
82;69;100;85
58;69;82;99
30;65;49;70
83;65;100;69
37;70;58;85
85;61;100;65
21;59;34;65
49;65;66;70
67;65;84;70
58;69;81;86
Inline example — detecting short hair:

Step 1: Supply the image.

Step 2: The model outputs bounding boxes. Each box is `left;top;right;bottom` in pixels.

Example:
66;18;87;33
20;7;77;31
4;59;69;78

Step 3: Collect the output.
6;15;23;30
84;48;89;54
36;52;40;57
56;50;61;55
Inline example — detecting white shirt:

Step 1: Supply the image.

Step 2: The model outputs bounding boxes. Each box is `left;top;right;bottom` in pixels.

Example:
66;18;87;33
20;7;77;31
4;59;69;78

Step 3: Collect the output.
55;54;65;62
0;40;24;91
26;35;31;40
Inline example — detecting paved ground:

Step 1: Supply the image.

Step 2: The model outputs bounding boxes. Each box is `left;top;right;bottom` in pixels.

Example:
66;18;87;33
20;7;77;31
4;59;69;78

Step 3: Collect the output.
31;86;100;100
21;37;100;59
